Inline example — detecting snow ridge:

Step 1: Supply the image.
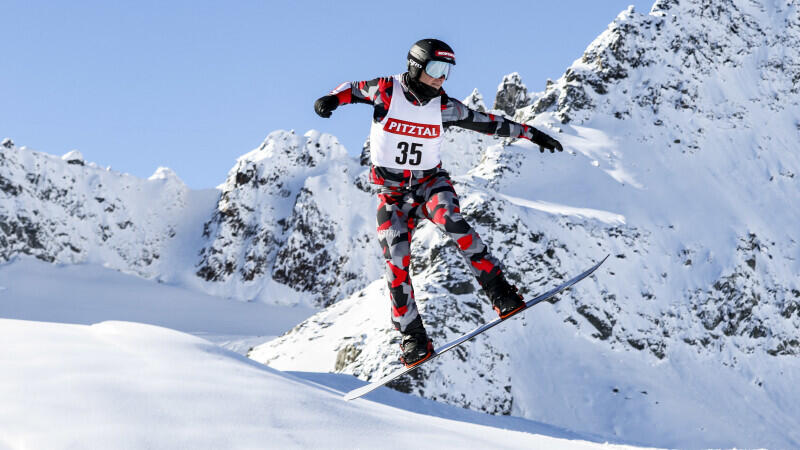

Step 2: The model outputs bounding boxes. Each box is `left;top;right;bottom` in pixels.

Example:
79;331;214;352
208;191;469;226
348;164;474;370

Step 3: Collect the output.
0;139;187;278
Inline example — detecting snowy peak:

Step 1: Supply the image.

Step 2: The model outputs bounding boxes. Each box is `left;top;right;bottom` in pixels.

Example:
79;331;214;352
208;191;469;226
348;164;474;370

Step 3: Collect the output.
196;130;379;305
217;129;347;194
486;0;800;363
462;88;487;113
527;0;800;124
61;150;85;166
0;141;187;276
493;72;529;117
148;166;183;183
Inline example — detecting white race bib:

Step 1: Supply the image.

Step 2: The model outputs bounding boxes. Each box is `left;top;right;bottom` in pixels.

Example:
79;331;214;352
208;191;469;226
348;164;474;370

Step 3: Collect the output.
369;75;444;170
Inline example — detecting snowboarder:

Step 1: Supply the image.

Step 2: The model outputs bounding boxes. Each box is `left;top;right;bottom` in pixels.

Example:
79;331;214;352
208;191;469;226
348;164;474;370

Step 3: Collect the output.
314;38;563;368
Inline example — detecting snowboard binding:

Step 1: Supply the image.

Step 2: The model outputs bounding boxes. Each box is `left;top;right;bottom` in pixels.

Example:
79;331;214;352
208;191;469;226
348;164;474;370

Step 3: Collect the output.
399;332;434;368
484;274;526;319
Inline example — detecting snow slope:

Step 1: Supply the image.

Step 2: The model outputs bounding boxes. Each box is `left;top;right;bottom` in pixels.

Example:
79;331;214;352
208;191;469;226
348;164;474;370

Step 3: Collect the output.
0;317;628;449
0;258;640;448
0;257;313;352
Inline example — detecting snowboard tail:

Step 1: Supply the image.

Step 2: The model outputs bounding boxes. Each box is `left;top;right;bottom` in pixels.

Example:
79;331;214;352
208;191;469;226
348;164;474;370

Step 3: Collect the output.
343;255;609;401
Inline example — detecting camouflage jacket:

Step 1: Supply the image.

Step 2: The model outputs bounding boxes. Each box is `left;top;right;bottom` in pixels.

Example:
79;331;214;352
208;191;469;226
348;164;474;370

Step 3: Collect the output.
330;72;536;188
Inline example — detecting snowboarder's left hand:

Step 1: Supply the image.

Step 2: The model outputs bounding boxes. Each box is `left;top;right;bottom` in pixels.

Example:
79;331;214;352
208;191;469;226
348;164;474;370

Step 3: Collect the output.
529;127;563;153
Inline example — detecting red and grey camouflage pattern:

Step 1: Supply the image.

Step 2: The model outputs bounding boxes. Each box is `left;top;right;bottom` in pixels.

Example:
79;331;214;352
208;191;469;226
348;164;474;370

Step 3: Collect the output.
329;71;531;332
376;169;502;332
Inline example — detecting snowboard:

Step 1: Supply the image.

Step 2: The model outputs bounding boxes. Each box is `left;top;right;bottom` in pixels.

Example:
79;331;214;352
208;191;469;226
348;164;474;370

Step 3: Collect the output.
343;254;609;401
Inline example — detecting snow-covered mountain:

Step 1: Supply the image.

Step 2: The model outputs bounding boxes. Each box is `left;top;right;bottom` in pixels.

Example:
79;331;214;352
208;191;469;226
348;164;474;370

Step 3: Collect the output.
2;0;799;446
193;130;380;305
252;0;800;446
0;138;186;275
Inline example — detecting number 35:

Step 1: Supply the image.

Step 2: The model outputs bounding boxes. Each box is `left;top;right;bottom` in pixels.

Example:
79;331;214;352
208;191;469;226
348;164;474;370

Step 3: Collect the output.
395;142;422;166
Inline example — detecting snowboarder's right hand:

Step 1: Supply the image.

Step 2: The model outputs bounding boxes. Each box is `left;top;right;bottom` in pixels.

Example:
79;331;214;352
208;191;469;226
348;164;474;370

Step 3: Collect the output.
314;95;339;118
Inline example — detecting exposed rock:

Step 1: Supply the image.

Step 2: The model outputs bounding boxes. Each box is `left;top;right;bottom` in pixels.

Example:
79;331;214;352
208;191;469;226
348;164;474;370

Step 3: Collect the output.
493;72;529;117
196;130;379;305
61;150;85;166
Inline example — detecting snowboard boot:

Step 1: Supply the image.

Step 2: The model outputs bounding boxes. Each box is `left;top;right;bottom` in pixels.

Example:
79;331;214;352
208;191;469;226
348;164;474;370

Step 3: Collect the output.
483;274;525;319
399;317;434;368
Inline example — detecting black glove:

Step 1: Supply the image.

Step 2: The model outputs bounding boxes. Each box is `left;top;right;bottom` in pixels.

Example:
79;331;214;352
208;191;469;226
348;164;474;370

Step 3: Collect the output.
529;127;563;153
314;95;339;118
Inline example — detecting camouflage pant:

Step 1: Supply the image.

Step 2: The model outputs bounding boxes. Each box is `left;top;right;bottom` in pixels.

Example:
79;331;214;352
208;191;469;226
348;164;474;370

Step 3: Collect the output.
376;171;502;332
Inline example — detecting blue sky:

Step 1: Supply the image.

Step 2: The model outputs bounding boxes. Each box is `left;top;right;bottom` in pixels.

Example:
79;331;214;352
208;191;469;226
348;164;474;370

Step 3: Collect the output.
2;0;654;188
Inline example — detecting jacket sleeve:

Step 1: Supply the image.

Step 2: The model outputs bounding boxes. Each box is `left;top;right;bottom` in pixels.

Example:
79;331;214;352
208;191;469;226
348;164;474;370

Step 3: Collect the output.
328;76;393;107
441;96;537;139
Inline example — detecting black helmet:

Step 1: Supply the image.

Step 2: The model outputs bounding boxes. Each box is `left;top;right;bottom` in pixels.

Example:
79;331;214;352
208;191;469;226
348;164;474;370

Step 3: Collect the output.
407;38;456;80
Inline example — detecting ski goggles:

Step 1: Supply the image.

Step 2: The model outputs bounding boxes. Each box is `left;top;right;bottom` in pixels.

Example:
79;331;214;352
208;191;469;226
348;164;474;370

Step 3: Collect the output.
425;60;453;79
